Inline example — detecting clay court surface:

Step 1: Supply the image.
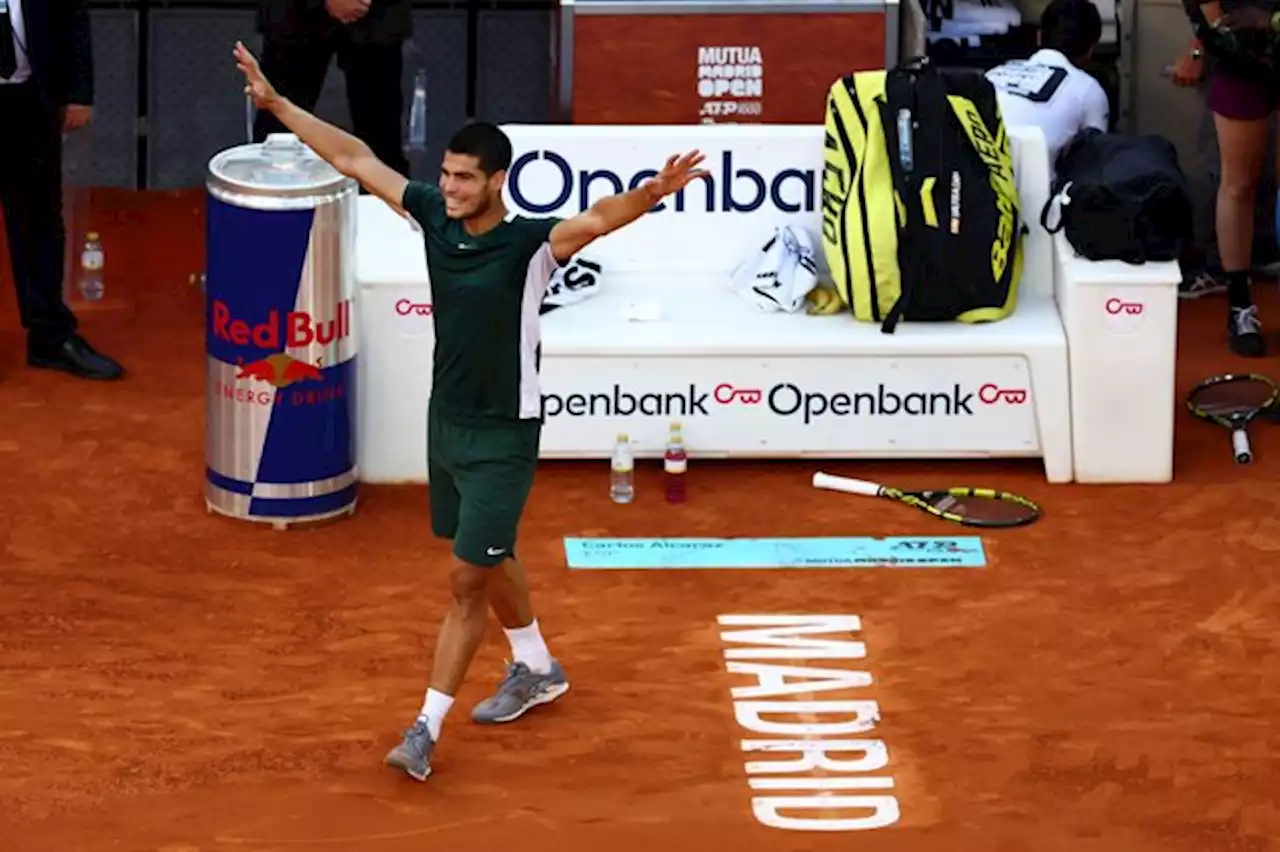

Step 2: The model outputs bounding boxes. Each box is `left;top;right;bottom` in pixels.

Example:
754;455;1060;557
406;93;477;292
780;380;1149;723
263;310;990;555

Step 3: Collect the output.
2;191;1279;852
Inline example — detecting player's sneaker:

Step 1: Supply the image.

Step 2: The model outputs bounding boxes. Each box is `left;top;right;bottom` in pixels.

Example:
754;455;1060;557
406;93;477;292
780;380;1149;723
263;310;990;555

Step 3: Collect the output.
471;660;569;724
384;719;435;781
1179;269;1226;299
1229;304;1265;358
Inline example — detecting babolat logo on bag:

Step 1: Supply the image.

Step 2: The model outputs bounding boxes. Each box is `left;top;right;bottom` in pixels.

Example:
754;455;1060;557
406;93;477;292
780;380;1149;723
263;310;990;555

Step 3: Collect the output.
821;57;1026;333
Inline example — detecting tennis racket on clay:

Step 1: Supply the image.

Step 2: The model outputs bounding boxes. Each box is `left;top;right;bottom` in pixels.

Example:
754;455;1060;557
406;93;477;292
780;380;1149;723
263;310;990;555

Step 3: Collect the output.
1186;373;1279;464
812;471;1041;528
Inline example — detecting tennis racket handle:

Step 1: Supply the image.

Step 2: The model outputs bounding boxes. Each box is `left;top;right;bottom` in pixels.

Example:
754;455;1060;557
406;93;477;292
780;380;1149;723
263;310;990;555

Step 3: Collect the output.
812;472;882;497
1232;428;1252;464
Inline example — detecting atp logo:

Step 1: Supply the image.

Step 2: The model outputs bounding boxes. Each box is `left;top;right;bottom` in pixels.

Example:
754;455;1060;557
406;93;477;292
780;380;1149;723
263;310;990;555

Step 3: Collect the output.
891;539;965;553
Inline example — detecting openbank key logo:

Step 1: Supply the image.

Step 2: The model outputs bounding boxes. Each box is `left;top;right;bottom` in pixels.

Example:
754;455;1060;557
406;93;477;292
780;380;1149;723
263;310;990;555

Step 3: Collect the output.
541;382;1029;423
507;150;817;215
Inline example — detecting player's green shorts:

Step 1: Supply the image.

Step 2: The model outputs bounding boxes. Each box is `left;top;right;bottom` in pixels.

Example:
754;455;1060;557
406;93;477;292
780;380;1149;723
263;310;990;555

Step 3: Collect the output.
427;410;542;567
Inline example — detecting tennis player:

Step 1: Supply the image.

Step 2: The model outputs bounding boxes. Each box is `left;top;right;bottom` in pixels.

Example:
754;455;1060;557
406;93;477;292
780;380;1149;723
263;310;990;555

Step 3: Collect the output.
234;41;707;782
984;0;1109;178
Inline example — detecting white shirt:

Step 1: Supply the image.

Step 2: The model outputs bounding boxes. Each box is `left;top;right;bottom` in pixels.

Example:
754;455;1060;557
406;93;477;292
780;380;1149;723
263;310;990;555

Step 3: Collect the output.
0;0;32;85
985;49;1109;178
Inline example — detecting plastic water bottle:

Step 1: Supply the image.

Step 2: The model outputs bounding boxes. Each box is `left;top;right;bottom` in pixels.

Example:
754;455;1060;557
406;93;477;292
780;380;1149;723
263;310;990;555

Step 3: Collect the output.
664;422;687;503
897;108;913;174
610;433;635;504
408;69;427;153
61;128;94;301
78;232;104;301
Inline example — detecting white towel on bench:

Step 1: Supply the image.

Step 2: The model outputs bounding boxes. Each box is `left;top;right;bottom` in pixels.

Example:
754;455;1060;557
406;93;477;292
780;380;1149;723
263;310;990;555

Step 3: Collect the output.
730;224;821;314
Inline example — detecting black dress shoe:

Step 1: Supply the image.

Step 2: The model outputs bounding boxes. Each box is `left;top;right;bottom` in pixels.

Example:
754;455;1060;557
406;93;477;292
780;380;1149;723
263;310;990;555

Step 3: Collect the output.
28;334;125;381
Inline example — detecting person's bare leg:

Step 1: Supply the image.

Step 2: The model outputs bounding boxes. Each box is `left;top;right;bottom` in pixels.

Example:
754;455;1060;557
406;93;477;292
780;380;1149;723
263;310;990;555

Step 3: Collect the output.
428;559;494;695
1214;111;1268;356
488;556;534;628
487;556;552;675
1215;113;1267;278
384;558;491;780
471;555;567;724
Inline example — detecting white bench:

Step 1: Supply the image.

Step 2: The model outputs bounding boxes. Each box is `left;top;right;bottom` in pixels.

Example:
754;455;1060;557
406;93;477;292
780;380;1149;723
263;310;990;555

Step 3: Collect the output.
354;124;1181;485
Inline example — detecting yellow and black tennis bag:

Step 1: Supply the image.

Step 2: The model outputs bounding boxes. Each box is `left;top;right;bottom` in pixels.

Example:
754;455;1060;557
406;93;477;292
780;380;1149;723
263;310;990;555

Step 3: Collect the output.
821;58;1026;333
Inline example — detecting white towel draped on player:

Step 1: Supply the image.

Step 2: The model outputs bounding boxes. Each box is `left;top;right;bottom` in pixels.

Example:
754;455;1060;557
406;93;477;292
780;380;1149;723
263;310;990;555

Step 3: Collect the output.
730;224;820;314
541;256;604;314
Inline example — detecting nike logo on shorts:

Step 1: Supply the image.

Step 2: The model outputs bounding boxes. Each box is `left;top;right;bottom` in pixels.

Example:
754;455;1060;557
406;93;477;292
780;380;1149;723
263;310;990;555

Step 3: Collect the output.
487;546;506;557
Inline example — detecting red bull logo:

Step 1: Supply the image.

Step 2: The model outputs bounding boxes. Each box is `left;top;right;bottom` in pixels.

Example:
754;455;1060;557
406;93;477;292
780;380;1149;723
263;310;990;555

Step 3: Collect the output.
211;298;352;349
217;352;345;408
235;353;326;389
210;297;351;408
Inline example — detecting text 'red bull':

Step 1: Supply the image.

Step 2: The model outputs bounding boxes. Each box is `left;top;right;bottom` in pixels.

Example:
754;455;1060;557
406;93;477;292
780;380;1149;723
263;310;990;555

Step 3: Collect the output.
211;298;352;349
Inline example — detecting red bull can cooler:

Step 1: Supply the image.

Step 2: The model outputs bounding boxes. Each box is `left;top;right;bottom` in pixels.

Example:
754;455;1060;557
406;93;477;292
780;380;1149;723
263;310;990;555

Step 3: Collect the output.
204;133;359;529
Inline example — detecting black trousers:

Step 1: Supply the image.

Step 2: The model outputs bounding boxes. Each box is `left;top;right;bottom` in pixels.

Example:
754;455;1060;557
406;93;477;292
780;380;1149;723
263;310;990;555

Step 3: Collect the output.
253;36;410;179
0;83;79;347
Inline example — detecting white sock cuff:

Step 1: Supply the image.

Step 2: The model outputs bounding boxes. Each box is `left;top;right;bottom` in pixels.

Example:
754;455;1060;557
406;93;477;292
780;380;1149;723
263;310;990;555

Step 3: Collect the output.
504;619;542;641
419;688;455;741
504;619;553;674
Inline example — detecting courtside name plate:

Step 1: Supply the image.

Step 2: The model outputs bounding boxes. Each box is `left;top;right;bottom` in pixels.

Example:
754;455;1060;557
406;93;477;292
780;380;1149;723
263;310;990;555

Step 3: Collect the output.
564;537;986;569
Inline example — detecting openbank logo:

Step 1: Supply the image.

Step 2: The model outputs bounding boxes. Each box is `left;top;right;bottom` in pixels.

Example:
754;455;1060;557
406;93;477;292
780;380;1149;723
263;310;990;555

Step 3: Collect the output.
392;296;433;338
507;149;817;215
1103;295;1145;334
395;299;432;316
541;382;1029;424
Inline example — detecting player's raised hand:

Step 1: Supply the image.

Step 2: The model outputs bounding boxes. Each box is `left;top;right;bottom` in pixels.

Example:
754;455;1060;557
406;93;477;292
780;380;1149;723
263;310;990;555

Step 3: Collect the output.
233;41;281;112
643;150;710;200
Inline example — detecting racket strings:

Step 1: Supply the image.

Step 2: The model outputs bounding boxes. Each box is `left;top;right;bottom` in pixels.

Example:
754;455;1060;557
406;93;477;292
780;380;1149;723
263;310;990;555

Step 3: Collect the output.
1193;396;1274;415
919;490;1040;526
1188;376;1279;417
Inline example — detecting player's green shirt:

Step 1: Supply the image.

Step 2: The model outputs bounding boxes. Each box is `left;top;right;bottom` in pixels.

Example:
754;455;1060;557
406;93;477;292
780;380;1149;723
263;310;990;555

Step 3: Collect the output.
402;181;563;423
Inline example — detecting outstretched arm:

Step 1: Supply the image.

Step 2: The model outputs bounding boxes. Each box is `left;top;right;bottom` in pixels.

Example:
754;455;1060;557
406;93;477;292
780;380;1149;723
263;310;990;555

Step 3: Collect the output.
549;150;708;263
233;41;408;214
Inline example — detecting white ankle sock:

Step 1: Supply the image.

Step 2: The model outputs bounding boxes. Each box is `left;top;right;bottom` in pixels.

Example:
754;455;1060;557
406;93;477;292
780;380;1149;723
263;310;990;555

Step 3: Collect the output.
504;619;553;674
417;688;454;741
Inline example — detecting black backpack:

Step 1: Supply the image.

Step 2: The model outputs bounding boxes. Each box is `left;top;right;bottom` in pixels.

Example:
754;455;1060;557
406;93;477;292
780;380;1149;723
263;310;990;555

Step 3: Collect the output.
1040;128;1193;264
